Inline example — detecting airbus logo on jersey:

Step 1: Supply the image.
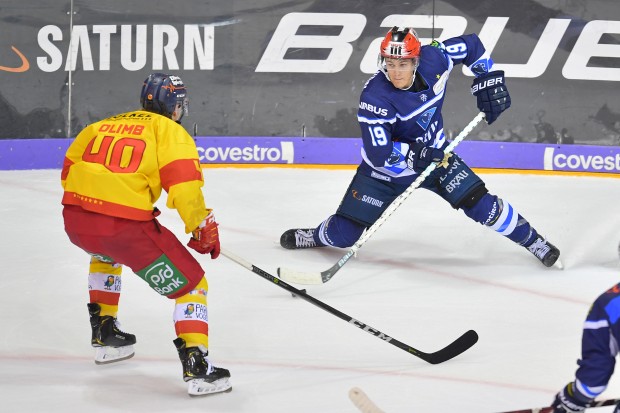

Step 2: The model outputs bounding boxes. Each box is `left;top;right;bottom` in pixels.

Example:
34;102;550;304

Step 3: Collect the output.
359;101;388;117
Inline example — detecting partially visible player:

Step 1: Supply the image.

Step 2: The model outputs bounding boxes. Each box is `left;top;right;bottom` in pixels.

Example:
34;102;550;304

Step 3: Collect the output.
61;73;231;396
551;282;620;412
280;27;560;267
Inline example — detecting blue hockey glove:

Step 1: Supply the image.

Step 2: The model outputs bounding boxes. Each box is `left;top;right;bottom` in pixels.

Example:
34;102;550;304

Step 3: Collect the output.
471;70;511;125
551;382;592;413
405;142;445;173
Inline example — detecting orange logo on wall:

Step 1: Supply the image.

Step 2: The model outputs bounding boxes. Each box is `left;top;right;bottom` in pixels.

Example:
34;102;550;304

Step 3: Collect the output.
0;46;29;72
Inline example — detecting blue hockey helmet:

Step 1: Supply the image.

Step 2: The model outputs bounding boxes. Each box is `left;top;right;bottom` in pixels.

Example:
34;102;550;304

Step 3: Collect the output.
140;73;189;121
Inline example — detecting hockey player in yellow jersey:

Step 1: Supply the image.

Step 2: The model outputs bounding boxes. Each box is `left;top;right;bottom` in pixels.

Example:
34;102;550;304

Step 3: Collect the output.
61;73;231;396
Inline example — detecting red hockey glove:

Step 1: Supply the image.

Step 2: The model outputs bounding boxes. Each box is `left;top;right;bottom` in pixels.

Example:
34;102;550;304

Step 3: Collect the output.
187;211;221;259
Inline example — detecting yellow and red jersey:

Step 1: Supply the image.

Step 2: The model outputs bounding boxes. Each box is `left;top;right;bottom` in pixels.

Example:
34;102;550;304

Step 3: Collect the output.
61;110;207;233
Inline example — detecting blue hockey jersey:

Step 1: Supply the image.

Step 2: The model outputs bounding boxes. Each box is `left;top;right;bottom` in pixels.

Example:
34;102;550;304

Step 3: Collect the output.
573;283;620;399
357;34;493;184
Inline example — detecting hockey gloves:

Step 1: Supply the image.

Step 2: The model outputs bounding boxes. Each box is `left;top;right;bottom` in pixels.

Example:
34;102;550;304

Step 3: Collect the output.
471;70;511;125
187;210;221;259
551;382;592;413
405;142;445;173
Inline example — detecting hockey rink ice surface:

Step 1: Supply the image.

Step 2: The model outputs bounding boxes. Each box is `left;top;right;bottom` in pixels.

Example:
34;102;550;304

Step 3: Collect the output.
1;167;619;413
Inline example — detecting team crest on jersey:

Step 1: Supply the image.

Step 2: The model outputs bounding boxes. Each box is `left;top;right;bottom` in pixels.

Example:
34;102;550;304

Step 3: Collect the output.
417;107;436;130
387;150;402;165
471;57;494;76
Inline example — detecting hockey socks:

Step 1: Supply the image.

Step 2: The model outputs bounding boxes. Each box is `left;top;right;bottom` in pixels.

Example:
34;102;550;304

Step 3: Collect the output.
315;215;365;248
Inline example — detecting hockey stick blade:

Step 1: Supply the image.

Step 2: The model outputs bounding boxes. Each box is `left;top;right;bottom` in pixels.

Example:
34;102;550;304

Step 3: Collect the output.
222;248;478;364
498;397;620;413
277;112;486;285
349;387;385;413
416;329;478;365
278;249;355;285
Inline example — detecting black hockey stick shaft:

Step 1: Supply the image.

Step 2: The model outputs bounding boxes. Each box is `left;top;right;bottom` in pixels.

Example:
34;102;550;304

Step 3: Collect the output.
498;397;620;413
222;248;478;364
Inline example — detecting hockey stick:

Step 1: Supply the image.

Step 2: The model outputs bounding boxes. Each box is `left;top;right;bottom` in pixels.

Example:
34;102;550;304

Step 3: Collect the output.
221;248;478;364
277;111;486;285
498;397;620;413
349;387;385;413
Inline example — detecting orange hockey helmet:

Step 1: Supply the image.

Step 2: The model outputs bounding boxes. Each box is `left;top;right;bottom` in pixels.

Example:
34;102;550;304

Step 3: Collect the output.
378;27;421;82
380;26;421;60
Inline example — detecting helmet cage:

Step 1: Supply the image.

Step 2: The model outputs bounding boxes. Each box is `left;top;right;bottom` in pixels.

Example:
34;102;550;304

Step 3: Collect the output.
140;73;189;121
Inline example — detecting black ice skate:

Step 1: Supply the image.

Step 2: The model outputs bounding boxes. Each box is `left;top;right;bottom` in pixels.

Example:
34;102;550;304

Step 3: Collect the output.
173;337;232;396
526;235;561;267
280;228;319;249
87;303;136;364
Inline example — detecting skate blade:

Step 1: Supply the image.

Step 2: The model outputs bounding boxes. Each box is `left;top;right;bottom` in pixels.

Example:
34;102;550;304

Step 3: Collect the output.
94;345;135;365
188;378;232;397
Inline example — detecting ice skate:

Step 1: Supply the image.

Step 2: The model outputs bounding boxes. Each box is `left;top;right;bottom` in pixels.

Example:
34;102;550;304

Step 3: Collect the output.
173;337;232;396
280;228;318;249
87;303;136;364
526;235;561;268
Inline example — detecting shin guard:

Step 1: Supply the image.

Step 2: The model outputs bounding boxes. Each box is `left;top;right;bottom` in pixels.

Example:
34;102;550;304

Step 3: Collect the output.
174;277;209;348
315;214;366;248
88;258;122;317
462;194;537;246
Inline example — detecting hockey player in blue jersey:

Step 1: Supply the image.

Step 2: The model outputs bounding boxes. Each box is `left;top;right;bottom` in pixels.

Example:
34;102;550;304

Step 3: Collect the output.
280;26;560;267
551;283;620;412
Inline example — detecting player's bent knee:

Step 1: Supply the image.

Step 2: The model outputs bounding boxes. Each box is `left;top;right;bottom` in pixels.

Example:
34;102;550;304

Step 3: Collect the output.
456;184;489;210
320;214;365;248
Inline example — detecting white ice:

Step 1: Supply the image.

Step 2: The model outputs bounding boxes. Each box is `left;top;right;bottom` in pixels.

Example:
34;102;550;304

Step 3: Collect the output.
1;168;619;413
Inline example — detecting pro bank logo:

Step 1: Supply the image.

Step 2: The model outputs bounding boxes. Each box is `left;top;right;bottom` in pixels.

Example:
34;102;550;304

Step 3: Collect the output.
543;147;620;172
197;141;294;164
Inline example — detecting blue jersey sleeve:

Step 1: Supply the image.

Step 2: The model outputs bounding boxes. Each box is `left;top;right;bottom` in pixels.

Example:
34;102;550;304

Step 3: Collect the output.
357;78;399;168
441;34;494;77
574;284;620;399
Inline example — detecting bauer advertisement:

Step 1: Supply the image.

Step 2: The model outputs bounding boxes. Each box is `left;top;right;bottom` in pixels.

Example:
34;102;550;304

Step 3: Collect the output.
0;0;619;146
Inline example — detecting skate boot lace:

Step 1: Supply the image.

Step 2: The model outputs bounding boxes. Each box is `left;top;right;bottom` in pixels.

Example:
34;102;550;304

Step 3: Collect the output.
113;319;128;334
295;229;316;248
528;238;551;259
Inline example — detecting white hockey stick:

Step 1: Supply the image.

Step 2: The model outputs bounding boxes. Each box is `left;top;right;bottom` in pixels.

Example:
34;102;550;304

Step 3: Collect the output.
277;112;486;285
349;387;385;413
